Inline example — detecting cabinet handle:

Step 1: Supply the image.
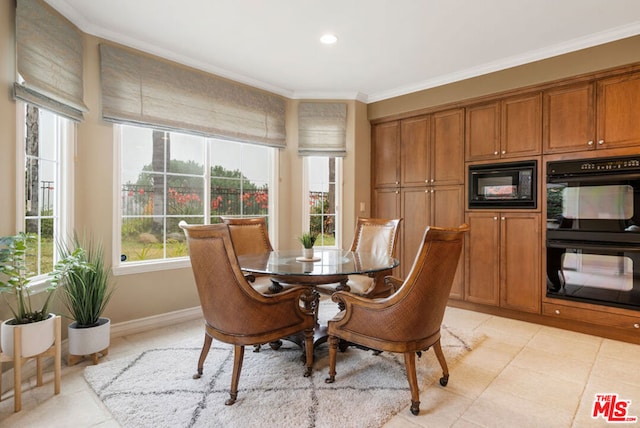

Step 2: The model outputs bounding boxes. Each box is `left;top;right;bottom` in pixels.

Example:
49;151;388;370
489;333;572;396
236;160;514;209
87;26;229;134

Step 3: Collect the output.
430;179;434;183
501;150;506;155
501;216;505;220
555;309;560;315
598;140;604;145
587;140;594;146
395;181;399;185
634;323;639;329
494;151;498;155
493;216;498;220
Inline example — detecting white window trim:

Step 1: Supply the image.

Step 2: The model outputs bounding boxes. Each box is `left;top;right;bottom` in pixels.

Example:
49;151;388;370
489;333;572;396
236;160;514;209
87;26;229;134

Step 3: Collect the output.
112;125;278;275
302;157;342;249
15;101;75;291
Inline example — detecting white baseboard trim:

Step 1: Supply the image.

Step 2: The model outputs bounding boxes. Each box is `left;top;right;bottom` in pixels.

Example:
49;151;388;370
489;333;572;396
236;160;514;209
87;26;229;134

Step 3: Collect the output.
110;306;203;338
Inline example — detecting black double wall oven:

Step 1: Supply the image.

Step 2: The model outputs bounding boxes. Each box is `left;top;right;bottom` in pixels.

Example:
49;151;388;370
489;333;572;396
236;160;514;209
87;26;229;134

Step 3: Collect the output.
546;155;640;310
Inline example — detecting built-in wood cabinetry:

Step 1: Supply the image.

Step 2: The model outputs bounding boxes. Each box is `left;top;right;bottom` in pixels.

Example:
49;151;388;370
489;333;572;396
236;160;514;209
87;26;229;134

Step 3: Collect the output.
372;108;464;289
401;185;465;298
465;92;542;161
597;71;640;149
465;212;541;313
543;70;640;153
371;63;640;344
372;121;400;188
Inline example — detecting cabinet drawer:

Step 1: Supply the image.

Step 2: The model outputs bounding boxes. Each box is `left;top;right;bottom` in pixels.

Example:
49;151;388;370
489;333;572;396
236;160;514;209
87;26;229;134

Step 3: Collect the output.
543;302;640;332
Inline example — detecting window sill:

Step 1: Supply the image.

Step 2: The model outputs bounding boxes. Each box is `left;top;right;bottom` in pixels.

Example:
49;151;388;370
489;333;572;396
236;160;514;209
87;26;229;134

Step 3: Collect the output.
113;257;191;276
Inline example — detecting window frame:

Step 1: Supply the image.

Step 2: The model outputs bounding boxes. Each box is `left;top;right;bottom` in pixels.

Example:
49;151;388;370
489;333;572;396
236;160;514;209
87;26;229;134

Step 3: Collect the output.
302;156;342;249
15;101;75;292
112;125;277;275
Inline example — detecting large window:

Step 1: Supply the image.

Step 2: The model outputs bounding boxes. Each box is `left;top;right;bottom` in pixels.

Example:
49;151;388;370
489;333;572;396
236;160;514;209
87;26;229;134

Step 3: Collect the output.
117;125;274;269
17;103;74;283
303;157;342;247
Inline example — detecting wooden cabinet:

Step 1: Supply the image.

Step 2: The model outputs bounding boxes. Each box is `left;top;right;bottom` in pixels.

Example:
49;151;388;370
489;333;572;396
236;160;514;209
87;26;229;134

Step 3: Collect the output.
543;82;595;153
373;188;401;219
401;109;464;187
432;109;465;185
544;71;640;154
372;121;400;188
401;185;464;297
597;71;640;149
466;93;542;161
465;212;540;313
373;108;465;296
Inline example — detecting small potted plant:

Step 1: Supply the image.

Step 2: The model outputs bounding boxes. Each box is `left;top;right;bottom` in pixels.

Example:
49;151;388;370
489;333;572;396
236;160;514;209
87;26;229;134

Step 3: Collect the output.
297;232;318;259
57;234;114;365
0;233;87;357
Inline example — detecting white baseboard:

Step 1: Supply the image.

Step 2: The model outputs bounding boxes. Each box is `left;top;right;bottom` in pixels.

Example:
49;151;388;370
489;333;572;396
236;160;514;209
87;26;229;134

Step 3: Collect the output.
110;306;203;338
1;306;202;396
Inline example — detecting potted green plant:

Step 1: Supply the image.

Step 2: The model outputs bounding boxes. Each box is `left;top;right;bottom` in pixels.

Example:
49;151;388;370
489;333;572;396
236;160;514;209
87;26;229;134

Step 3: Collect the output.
297;232;318;259
0;233;86;357
57;234;114;365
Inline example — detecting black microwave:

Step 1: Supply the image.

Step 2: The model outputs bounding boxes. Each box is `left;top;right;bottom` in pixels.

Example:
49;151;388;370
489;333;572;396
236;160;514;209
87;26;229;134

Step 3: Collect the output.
468;160;537;209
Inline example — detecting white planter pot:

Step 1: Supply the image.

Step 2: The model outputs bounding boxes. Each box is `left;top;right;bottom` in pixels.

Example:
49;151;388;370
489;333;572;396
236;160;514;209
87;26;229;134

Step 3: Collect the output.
1;314;56;358
302;248;314;259
68;318;111;356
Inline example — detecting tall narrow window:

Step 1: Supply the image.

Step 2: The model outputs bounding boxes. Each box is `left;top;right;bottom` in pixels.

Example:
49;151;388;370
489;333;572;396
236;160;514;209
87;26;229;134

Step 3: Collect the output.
19;103;73;280
303;156;342;247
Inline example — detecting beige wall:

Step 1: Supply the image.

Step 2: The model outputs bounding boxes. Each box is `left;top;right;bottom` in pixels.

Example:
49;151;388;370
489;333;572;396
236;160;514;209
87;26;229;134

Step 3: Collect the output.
368;35;640;120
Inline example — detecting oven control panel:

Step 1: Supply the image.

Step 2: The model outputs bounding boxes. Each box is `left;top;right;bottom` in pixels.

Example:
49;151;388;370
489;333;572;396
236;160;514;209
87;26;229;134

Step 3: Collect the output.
548;156;640;176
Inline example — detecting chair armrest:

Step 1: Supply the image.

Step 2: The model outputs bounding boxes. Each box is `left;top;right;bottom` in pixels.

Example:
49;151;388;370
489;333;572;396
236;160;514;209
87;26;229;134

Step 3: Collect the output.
383;276;404;293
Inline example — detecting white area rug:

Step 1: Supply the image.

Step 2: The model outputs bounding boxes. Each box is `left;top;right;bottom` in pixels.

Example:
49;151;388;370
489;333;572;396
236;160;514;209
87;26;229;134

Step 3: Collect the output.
84;302;484;428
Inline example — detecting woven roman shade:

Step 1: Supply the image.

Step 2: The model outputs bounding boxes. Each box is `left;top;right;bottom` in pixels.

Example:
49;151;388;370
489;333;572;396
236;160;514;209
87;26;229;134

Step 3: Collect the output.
99;43;286;148
14;0;87;121
298;102;347;157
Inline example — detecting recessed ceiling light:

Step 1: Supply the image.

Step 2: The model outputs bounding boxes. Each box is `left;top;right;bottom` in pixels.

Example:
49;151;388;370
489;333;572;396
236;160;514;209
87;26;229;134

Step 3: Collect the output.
320;33;338;45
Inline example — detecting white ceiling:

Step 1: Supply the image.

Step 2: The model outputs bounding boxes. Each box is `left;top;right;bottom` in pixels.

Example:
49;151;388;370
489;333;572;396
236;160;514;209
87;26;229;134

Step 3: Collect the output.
45;0;640;103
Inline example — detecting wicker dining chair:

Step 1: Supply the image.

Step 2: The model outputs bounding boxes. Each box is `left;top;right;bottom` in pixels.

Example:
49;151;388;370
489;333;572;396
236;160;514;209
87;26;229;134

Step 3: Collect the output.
325;224;469;416
316;217;402;299
180;221;315;405
220;216;278;294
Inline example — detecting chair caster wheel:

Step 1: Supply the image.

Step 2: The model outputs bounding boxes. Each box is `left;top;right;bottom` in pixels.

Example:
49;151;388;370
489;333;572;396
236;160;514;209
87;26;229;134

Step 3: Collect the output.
439;374;449;386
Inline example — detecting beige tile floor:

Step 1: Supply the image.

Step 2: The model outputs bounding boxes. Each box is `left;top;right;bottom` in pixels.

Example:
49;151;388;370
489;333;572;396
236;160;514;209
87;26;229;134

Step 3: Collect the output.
1;306;640;427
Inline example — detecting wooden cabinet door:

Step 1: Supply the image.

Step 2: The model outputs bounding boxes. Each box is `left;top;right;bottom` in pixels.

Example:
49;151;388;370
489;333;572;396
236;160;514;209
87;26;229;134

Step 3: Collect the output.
597;72;640;149
501;92;542;158
465;102;500;161
400;116;430;187
432;108;464;185
372;121;400;188
543;82;596;153
465;212;500;306
400;187;430;278
500;213;541;313
373;188;401;219
432;185;465;299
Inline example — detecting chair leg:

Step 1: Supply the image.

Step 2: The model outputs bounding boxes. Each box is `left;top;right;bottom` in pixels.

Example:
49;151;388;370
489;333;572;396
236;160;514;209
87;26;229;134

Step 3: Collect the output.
303;328;314;377
227;345;245;405
324;336;339;383
193;334;213;379
403;351;420;416
432;339;450;386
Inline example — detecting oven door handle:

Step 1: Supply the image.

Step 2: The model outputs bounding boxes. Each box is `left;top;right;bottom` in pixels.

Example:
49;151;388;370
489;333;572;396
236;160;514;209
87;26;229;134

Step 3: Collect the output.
547;239;640;253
